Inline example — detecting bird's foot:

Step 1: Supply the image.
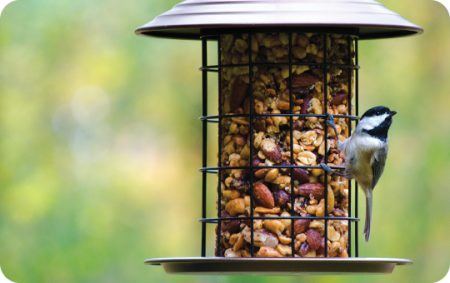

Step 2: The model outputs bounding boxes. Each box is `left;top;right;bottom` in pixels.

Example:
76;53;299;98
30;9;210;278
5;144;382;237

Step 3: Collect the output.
319;163;351;179
319;163;335;174
326;114;339;140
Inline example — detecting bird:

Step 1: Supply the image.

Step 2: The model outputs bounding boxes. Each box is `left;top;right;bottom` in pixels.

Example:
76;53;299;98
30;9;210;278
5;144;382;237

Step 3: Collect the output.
434;0;450;16
321;106;397;241
0;0;15;17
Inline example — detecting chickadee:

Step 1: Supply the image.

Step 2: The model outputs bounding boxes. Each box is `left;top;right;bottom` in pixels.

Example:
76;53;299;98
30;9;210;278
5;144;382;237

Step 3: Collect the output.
321;106;397;241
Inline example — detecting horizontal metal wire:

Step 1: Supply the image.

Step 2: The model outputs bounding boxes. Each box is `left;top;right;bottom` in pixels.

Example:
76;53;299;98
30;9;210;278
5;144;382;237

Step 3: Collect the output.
200;164;346;173
201;113;359;123
200;215;360;223
201;62;359;72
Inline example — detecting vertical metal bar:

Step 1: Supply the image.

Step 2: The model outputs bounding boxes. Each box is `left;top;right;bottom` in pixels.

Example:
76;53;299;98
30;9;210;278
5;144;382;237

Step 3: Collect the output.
323;34;329;258
201;37;208;257
248;32;255;257
347;36;352;257
288;32;295;257
355;39;359;258
217;35;223;257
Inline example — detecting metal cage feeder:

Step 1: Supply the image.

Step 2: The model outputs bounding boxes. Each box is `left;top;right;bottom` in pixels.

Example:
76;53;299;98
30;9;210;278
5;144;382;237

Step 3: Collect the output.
136;0;422;275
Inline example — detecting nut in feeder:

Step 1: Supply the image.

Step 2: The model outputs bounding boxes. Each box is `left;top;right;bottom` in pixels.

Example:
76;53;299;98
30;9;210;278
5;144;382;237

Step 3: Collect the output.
136;0;422;274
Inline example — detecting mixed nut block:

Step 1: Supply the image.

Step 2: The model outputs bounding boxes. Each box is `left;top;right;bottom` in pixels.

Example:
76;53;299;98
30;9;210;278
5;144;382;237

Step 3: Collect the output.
218;33;355;258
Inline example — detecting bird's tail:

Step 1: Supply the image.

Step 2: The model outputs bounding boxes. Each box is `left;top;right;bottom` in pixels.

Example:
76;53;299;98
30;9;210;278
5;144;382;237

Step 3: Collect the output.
364;190;373;241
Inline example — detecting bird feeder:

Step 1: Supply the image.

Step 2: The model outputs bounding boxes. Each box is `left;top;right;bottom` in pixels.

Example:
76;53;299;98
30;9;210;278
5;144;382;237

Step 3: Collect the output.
136;0;422;274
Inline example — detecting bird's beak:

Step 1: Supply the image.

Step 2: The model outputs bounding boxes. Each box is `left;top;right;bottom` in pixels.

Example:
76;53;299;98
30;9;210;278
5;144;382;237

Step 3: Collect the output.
390;111;397;117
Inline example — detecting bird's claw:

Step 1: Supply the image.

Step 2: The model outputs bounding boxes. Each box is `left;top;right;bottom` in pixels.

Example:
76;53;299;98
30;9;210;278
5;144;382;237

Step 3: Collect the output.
319;163;334;174
326;114;339;140
320;163;350;178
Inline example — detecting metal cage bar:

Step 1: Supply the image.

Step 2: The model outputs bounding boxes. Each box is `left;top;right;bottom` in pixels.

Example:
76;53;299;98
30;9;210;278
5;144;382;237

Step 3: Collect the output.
288;32;296;258
355;39;360;258
201;37;208;257
323;34;329;258
201;32;360;258
216;35;223;257
347;36;353;257
248;32;256;257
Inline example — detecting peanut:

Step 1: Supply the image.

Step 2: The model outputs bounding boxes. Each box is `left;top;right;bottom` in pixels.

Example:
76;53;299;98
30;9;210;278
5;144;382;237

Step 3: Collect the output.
225;198;246;216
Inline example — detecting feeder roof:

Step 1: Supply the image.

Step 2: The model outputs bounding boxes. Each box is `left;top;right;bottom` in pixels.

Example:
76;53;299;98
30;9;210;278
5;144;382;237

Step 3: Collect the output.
135;0;422;40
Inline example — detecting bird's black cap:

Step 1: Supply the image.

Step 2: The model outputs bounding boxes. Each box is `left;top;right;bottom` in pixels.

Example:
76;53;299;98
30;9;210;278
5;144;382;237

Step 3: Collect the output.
361;106;397;119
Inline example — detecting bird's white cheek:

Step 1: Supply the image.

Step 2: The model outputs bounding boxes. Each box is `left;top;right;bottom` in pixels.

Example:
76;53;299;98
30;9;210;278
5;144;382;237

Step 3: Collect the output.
359;114;389;130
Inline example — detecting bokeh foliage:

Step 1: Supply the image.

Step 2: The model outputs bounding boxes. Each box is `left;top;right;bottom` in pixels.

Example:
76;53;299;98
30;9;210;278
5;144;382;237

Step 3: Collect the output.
0;0;448;282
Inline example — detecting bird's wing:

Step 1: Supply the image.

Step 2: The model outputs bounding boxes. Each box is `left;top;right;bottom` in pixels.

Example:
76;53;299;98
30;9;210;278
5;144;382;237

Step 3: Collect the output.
371;146;388;190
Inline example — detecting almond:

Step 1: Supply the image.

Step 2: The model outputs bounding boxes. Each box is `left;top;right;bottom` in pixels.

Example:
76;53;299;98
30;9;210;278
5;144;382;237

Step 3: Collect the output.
305;229;322;251
294;219;311;235
230;76;248;111
332;92;347;106
273;189;290;207
298;183;324;199
260;138;282;163
221;211;241;233
253;182;275;208
292;73;320;88
292;168;309;183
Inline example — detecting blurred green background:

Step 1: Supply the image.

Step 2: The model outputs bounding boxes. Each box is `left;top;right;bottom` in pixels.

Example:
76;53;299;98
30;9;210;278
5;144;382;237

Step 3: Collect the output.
0;0;449;282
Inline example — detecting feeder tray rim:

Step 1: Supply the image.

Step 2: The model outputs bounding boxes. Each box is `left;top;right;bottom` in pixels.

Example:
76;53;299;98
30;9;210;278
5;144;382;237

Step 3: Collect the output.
145;257;413;274
146;257;413;264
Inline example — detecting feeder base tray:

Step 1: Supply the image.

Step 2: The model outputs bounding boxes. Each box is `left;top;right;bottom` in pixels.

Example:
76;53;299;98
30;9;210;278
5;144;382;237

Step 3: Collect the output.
145;257;412;274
